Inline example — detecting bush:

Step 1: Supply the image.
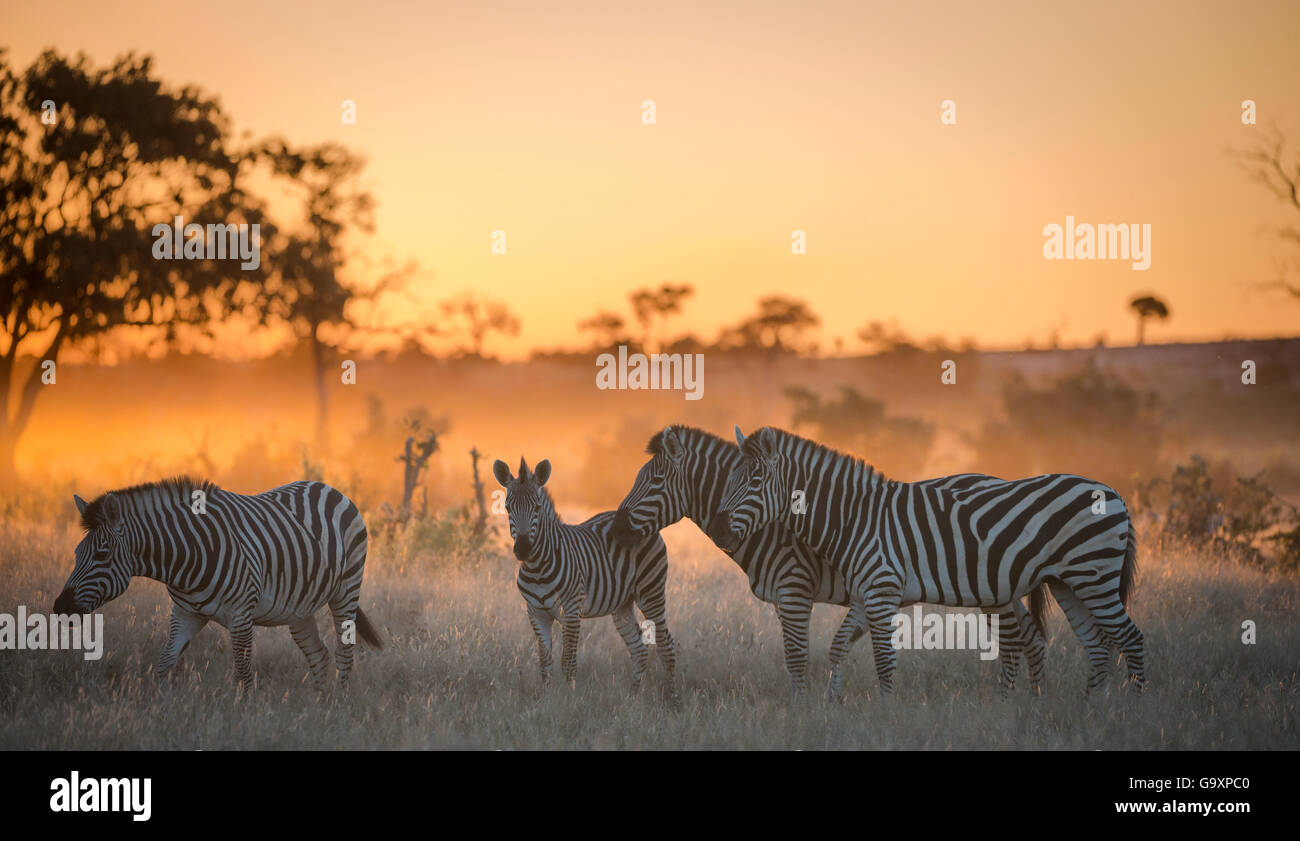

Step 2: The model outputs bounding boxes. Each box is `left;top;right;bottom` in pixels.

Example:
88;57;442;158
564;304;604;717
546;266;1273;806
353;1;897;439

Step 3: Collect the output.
784;385;934;479
1137;455;1300;574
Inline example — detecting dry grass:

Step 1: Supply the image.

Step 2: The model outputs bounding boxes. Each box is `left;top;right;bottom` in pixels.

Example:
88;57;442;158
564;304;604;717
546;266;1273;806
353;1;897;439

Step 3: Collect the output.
1;513;1297;750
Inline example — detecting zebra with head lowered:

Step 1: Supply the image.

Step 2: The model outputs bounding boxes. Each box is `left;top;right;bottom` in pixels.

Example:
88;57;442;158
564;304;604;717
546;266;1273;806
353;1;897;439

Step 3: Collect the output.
493;457;677;698
709;426;1145;698
613;425;1048;699
54;477;382;690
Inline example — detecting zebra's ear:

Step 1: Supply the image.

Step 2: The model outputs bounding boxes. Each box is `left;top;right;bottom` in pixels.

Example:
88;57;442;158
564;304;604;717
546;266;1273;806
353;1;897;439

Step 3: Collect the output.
492;459;513;486
734;425;748;448
756;427;779;458
73;494;88;516
660;426;684;461
102;492;122;527
533;459;551;486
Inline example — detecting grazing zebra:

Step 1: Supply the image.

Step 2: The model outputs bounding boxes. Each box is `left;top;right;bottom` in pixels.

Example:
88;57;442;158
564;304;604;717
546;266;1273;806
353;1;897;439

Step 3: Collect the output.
708;426;1144;698
54;477;382;690
613;425;1048;698
493;457;677;697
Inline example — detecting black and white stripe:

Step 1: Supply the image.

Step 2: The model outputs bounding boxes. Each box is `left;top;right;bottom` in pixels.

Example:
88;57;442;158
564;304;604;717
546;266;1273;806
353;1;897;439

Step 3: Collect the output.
614;425;1047;697
55;477;380;689
709;426;1144;697
494;457;677;697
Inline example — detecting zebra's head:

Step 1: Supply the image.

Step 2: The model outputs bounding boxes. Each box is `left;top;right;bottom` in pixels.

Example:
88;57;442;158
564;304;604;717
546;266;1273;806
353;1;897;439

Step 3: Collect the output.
493;457;552;562
707;425;786;551
55;492;135;614
613;426;689;547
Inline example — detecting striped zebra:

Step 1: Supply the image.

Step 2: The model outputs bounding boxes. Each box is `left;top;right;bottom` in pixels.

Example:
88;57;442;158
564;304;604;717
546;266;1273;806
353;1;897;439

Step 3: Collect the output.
54;477;382;690
613;425;1048;698
708;426;1144;697
493;457;677;696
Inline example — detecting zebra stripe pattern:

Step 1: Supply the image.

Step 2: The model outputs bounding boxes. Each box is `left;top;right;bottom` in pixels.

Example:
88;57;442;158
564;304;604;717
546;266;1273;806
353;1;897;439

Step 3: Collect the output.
613;425;1047;698
494;457;677;697
709;426;1144;697
55;477;381;690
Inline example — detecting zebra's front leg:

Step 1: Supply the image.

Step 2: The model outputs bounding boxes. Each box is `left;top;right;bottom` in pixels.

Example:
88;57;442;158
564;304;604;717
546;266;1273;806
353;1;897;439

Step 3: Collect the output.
559;602;582;686
611;606;650;689
863;591;902;696
156;604;208;680
526;605;555;684
826;600;868;702
289;616;332;692
774;593;812;700
1018;599;1047;694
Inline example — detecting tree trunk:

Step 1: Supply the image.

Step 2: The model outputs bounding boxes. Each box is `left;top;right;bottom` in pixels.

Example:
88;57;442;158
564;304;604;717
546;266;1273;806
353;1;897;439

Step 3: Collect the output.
1136;317;1146;346
310;326;330;450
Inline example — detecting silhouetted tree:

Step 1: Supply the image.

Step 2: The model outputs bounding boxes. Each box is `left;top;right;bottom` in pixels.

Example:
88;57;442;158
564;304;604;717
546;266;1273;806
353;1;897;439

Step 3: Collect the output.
0;49;262;483
1129;294;1169;345
629;282;693;352
438;292;520;358
719;295;820;353
577;310;631;351
1240;127;1300;301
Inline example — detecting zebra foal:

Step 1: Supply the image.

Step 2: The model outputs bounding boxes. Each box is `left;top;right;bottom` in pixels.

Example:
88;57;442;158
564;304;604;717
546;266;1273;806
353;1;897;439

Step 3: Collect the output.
494;457;677;697
54;477;382;690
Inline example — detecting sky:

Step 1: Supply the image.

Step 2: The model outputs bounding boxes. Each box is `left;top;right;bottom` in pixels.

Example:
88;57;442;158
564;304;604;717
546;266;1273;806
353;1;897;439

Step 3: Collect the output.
5;0;1300;358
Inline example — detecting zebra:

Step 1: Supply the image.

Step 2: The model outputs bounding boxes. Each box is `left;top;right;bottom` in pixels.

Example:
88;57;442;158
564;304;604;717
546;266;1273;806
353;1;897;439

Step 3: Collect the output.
53;477;382;691
613;425;1048;698
493;457;677;697
708;426;1144;698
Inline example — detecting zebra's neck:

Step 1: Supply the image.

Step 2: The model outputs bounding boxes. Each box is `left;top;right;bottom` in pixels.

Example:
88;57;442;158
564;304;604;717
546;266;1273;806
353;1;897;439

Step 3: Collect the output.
680;429;738;529
781;434;889;551
117;493;206;588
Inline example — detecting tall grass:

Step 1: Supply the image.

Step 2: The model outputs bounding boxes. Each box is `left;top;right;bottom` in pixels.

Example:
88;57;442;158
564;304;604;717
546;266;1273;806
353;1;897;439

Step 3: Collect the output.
1;498;1296;750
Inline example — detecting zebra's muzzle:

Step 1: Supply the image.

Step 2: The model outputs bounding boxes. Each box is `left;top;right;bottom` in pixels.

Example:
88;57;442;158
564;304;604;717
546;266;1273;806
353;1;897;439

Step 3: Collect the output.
611;509;645;546
706;511;741;551
513;535;533;561
53;588;80;615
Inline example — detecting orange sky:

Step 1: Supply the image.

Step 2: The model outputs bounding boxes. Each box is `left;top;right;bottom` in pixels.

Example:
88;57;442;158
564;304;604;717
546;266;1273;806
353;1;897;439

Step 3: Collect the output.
6;0;1300;358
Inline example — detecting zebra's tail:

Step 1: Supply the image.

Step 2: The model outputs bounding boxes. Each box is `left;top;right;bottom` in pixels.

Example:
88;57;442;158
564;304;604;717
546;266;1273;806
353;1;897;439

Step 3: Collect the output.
1027;583;1051;638
1120;520;1139;609
355;608;384;650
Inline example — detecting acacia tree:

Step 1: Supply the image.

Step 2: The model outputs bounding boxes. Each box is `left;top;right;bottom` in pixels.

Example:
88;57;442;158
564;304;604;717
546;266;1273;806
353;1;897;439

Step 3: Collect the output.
1129;294;1169;346
629;282;693;353
438;292;521;358
0;49;263;484
256;140;401;445
718;295;820;353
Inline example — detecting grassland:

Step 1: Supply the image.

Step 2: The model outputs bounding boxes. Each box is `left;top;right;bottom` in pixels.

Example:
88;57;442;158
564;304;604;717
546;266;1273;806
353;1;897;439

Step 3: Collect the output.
1;509;1296;750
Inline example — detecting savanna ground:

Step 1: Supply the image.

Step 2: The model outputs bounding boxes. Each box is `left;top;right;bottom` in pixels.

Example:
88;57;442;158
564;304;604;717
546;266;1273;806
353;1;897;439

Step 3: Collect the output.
1;505;1296;750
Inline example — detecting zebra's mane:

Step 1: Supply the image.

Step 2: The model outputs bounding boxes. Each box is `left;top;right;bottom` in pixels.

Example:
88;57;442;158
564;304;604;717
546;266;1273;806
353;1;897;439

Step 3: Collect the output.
741;426;887;485
645;424;722;455
80;476;219;531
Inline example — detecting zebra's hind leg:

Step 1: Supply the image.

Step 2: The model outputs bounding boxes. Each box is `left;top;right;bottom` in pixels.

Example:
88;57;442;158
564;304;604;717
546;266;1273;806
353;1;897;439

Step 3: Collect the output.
1075;586;1146;691
611;605;650;689
995;609;1025;697
1019;599;1047;694
229;613;256;693
774;593;813;700
289;616;332;692
328;594;360;687
156;604;208;680
1048;581;1112;694
826;600;868;702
